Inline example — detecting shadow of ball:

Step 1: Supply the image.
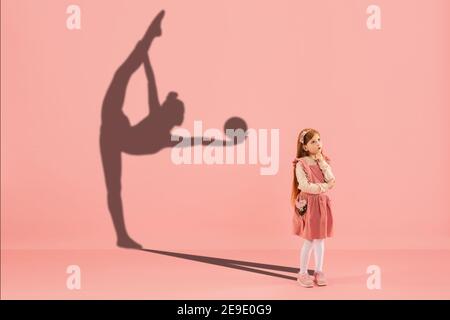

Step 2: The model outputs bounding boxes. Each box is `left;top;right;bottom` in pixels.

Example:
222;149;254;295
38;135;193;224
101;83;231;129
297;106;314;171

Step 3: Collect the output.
224;117;248;144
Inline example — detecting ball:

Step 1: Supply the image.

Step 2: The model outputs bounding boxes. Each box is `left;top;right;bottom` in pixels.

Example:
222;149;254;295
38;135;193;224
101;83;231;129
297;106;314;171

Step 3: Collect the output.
224;116;248;144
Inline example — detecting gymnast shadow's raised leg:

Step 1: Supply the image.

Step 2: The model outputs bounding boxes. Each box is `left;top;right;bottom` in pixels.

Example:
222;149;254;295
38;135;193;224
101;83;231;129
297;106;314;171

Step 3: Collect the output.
100;134;142;249
101;10;164;118
101;45;146;120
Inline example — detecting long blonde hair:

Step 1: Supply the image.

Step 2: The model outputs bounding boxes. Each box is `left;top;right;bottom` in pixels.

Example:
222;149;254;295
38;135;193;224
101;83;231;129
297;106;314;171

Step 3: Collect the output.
290;128;331;207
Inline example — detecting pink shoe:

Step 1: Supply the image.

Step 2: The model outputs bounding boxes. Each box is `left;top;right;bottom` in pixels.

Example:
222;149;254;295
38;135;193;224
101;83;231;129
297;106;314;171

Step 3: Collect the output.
297;272;314;288
313;271;327;286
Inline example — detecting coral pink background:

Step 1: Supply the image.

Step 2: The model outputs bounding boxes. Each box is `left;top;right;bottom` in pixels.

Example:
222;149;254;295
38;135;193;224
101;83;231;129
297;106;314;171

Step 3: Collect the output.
2;0;450;255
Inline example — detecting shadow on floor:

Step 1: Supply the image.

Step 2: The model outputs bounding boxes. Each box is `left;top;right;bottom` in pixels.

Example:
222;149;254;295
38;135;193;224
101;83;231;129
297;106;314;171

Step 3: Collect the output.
140;248;315;281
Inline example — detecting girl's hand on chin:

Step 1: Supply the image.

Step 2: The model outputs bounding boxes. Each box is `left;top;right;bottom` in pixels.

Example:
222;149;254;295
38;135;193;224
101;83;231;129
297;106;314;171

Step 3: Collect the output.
312;150;324;162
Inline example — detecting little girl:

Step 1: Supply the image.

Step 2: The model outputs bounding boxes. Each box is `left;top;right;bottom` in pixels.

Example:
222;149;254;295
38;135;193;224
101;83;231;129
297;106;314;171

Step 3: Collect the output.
291;128;336;288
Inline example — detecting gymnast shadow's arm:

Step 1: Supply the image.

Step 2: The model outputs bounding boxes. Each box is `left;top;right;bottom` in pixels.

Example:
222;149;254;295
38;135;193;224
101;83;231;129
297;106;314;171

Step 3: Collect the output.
167;136;215;148
167;136;240;148
143;53;161;114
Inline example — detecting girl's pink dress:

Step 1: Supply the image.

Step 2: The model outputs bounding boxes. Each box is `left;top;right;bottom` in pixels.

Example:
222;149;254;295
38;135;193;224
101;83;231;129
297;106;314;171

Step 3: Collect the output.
292;158;333;240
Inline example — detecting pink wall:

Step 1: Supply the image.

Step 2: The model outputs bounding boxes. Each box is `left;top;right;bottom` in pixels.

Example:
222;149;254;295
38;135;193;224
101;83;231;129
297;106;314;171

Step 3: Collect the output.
2;0;449;251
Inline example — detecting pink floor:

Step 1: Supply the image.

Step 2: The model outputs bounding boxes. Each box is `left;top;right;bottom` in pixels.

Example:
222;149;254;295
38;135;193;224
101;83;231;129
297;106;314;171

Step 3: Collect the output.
2;248;450;299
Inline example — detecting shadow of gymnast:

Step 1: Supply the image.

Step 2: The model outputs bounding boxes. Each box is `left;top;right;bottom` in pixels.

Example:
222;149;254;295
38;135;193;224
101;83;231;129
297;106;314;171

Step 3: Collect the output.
100;10;247;249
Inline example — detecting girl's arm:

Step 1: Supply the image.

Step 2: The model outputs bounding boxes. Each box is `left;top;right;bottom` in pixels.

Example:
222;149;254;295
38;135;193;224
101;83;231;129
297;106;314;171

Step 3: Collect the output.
295;163;330;194
317;159;335;183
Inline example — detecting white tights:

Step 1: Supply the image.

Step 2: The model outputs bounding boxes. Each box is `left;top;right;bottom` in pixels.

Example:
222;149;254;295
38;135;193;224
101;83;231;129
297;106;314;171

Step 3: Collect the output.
299;239;325;274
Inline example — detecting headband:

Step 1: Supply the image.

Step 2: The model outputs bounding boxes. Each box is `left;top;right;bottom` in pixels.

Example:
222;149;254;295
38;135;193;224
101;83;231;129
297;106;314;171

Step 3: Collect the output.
299;129;310;144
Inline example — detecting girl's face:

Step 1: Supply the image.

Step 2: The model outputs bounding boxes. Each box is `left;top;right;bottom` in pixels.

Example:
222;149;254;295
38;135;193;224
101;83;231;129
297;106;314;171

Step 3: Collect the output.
303;133;322;155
